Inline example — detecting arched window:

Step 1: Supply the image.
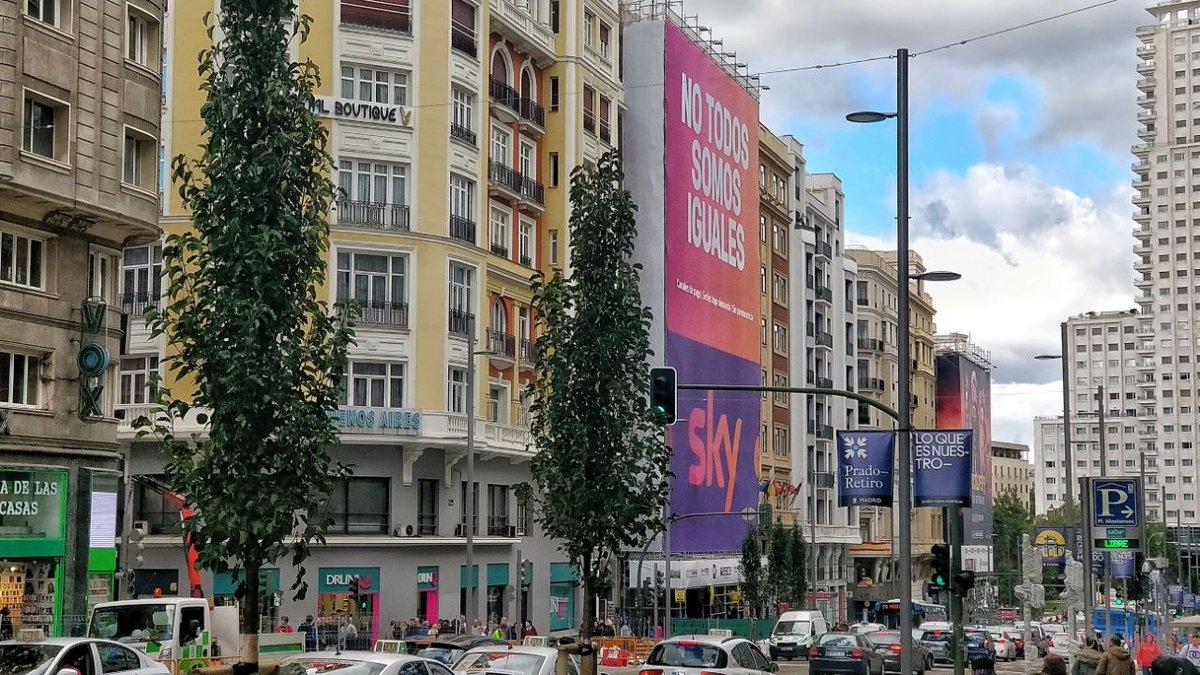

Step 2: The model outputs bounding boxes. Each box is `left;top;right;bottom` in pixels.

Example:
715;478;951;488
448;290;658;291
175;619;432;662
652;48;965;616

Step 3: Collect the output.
490;48;510;85
491;297;507;334
520;66;536;102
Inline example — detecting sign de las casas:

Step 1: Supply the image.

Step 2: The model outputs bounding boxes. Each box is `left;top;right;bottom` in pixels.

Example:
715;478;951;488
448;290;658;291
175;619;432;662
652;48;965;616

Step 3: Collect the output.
0;476;59;516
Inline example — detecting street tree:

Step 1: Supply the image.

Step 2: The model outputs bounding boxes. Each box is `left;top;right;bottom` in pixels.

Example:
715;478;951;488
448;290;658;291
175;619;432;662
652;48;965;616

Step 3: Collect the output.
740;527;764;619
788;526;808;608
766;522;792;611
140;1;353;665
527;151;672;639
994;490;1034;605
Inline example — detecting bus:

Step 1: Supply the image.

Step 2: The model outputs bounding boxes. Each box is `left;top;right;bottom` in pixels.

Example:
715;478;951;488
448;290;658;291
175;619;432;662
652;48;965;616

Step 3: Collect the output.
878;599;949;629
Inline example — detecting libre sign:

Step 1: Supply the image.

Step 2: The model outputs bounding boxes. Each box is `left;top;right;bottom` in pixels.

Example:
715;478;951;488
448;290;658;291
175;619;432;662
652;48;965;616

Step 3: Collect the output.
911;429;974;507
836;431;895;507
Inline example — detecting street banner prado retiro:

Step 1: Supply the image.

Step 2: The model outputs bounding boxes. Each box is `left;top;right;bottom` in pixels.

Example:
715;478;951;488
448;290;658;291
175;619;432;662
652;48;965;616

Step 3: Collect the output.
911;429;974;507
836;430;895;507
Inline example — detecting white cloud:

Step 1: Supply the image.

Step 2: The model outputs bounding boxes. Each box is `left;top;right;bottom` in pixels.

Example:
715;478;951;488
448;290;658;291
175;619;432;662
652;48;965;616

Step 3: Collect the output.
991;381;1063;447
847;161;1133;443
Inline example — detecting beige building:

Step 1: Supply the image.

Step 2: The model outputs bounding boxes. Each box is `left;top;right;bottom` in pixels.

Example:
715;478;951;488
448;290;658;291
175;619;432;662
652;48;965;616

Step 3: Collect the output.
992;441;1035;512
845;248;944;608
0;0;164;630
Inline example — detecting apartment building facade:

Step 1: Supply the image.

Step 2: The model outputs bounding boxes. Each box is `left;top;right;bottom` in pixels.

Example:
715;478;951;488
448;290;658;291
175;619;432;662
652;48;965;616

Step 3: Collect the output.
0;0;164;633
992;441;1035;512
1032;310;1161;520
126;0;621;636
844;248;943;613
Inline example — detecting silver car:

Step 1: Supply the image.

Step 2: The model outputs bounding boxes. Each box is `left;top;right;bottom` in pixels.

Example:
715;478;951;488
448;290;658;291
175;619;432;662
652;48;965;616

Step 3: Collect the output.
0;638;170;675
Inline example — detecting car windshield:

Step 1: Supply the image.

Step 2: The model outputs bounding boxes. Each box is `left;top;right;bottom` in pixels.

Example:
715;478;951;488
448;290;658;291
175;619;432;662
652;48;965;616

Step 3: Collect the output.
966;634;987;646
647;643;727;669
417;648;461;665
285;658;386;675
0;645;62;675
820;635;858;648
457;652;547;675
90;604;176;643
775;621;810;636
869;633;900;645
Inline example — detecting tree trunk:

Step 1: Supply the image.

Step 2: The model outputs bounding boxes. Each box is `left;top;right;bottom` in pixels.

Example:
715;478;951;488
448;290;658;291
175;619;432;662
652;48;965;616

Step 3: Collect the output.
580;554;594;640
241;564;260;669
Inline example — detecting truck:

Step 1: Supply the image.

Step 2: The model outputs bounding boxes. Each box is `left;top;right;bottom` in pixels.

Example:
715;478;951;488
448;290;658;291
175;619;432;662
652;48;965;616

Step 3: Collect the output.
87;597;305;673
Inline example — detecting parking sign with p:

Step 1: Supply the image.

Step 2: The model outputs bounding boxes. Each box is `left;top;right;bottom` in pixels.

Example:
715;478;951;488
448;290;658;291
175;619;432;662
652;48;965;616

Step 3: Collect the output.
1090;477;1143;551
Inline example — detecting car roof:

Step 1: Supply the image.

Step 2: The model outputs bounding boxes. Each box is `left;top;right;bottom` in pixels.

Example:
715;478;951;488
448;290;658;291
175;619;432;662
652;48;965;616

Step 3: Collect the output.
289;652;428;665
1;638;130;648
659;635;748;647
461;645;560;657
429;635;507;648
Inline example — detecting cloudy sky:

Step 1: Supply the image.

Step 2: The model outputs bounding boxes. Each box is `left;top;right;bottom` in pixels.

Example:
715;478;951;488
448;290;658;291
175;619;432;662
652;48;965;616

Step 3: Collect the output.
686;0;1147;446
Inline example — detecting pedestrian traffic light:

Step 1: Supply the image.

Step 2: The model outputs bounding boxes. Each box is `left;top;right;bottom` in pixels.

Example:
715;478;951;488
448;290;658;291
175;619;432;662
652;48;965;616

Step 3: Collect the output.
930;544;950;589
649;367;677;424
953;570;976;595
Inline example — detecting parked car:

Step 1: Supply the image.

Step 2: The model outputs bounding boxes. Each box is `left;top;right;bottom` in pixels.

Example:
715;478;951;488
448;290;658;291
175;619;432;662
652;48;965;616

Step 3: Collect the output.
809;633;884;675
964;631;996;669
850;623;887;636
769;611;829;660
1042;624;1065;637
415;636;508;665
989;632;1016;662
866;630;933;674
0;638;170;675
638;635;776;675
289;652;455;675
1048;633;1075;658
918;628;952;664
454;645;579;675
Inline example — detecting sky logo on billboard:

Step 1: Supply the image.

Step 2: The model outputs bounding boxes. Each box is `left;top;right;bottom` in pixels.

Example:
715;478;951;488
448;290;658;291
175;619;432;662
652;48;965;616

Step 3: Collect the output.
686;392;744;512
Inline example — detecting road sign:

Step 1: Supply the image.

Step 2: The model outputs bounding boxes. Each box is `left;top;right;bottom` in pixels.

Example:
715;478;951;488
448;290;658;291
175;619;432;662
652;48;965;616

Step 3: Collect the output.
1092;478;1138;527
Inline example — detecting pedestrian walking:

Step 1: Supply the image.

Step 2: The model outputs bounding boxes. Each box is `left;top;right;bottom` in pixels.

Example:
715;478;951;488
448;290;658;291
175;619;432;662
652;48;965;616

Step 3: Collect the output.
300;615;317;651
1180;633;1200;668
1077;638;1106;675
1098;636;1137;675
1138;635;1163;675
337;616;358;651
1045;654;1069;675
278;616;294;633
1169;635;1181;656
524;621;537;638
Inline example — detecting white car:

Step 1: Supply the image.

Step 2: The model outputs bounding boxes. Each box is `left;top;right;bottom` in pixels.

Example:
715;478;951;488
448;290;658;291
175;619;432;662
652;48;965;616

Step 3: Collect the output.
850;623;887;636
638;634;777;675
286;652;457;675
0;638;170;675
455;645;579;675
989;632;1016;662
1048;633;1075;658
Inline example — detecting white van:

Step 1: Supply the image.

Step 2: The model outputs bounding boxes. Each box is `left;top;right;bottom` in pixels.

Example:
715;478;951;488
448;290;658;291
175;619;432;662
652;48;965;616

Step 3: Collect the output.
768;610;828;660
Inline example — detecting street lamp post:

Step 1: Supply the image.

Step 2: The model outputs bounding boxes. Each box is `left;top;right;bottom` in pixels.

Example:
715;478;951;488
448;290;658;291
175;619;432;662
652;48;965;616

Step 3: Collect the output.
1035;323;1075;509
464;331;496;632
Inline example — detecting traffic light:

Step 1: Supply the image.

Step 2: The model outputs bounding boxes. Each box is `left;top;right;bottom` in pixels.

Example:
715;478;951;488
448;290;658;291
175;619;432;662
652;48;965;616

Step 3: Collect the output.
930;544;950;590
129;522;147;567
348;582;360;610
655;568;665;589
953;570;977;595
649;367;678;424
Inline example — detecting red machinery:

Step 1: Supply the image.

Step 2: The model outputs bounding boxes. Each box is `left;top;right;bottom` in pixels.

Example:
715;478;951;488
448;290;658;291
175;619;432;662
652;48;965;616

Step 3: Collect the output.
131;474;203;596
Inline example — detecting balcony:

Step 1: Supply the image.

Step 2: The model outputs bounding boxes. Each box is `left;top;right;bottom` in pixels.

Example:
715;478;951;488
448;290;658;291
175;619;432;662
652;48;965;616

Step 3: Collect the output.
1133;159;1149;172
490;79;521;121
520;175;545;209
1138;110;1155;124
1137;77;1157;91
487;329;517;364
815;285;833;304
1133;210;1151;222
336;199;411;231
450;123;477;146
490;242;510;258
1132;143;1151;155
341;0;412;34
1138;60;1155;75
449;215;476;244
120;292;159;317
1133;192;1150;207
858;337;884;352
519;98;545;133
816;241;833;259
519;337;535;367
858;376;885;392
489;160;523;199
519;253;533;267
448;309;474;338
451;23;477;58
816;331;834;349
488;0;556;64
335;300;409;328
817;424;834;440
487;516;512;537
1138;93;1156;108
816;376;834;390
1138;126;1156;142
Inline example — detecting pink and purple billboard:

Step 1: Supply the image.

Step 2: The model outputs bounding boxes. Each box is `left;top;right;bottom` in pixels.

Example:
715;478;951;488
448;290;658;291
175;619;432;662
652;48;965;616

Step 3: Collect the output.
661;21;762;554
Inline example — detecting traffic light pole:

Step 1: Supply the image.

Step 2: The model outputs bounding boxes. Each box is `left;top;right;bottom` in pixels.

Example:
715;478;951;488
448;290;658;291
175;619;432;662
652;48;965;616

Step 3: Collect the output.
949;509;966;675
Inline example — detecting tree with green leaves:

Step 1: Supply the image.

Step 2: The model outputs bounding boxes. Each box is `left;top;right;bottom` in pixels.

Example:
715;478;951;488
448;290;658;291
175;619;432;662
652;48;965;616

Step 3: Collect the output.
740;527;764;619
788;526;808;608
140;1;353;665
527;150;672;639
993;490;1034;605
766;522;792;611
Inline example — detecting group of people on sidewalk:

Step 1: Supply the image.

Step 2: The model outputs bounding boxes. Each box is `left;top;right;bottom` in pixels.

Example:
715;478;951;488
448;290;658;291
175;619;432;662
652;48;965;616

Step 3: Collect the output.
1035;632;1200;675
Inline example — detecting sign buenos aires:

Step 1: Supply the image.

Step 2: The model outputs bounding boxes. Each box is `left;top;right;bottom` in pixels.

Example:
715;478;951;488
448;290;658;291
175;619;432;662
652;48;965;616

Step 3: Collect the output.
836;431;895;507
912;429;973;507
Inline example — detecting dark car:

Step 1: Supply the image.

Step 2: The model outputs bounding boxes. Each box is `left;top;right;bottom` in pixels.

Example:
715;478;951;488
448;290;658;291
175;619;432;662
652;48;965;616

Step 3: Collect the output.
964;631;996;669
919;630;952;664
809;633;884;675
867;631;933;674
414;635;509;664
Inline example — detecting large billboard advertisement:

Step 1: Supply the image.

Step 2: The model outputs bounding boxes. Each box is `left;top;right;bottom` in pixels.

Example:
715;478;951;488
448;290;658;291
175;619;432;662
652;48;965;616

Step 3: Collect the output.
935;354;993;546
662;20;761;554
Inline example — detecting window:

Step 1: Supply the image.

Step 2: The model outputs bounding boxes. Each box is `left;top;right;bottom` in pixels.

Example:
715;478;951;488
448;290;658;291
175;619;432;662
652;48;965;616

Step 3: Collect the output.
417;479;438;535
449;262;474;322
583;85;596;134
89;250;113;301
459;481;479;534
584;11;596;48
0;229;45;290
22;95;62;161
127;12;149;65
0;350;41;407
121;244;161;310
519;139;536;177
335;250;407;324
599;22;611;59
549;230;560;265
97;645;141;674
119;356;159;406
340;65;409;105
772;322;788;354
447;367;467;413
487;381;508;423
338;160;408;206
519;218;534;266
487;484;509;535
451;87;475;139
123;130;155;189
25;0;58;26
490;206;511;256
772;273;787;305
598;95;611;143
341;0;412;33
549;77;560;111
491;124;511;165
449;174;474;220
772;426;788;456
327;477;389;534
340;361;406;407
549;152;560;188
450;0;477;56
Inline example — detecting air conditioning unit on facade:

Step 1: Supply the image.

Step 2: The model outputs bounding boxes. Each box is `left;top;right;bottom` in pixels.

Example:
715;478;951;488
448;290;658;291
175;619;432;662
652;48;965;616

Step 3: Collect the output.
393;524;418;537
